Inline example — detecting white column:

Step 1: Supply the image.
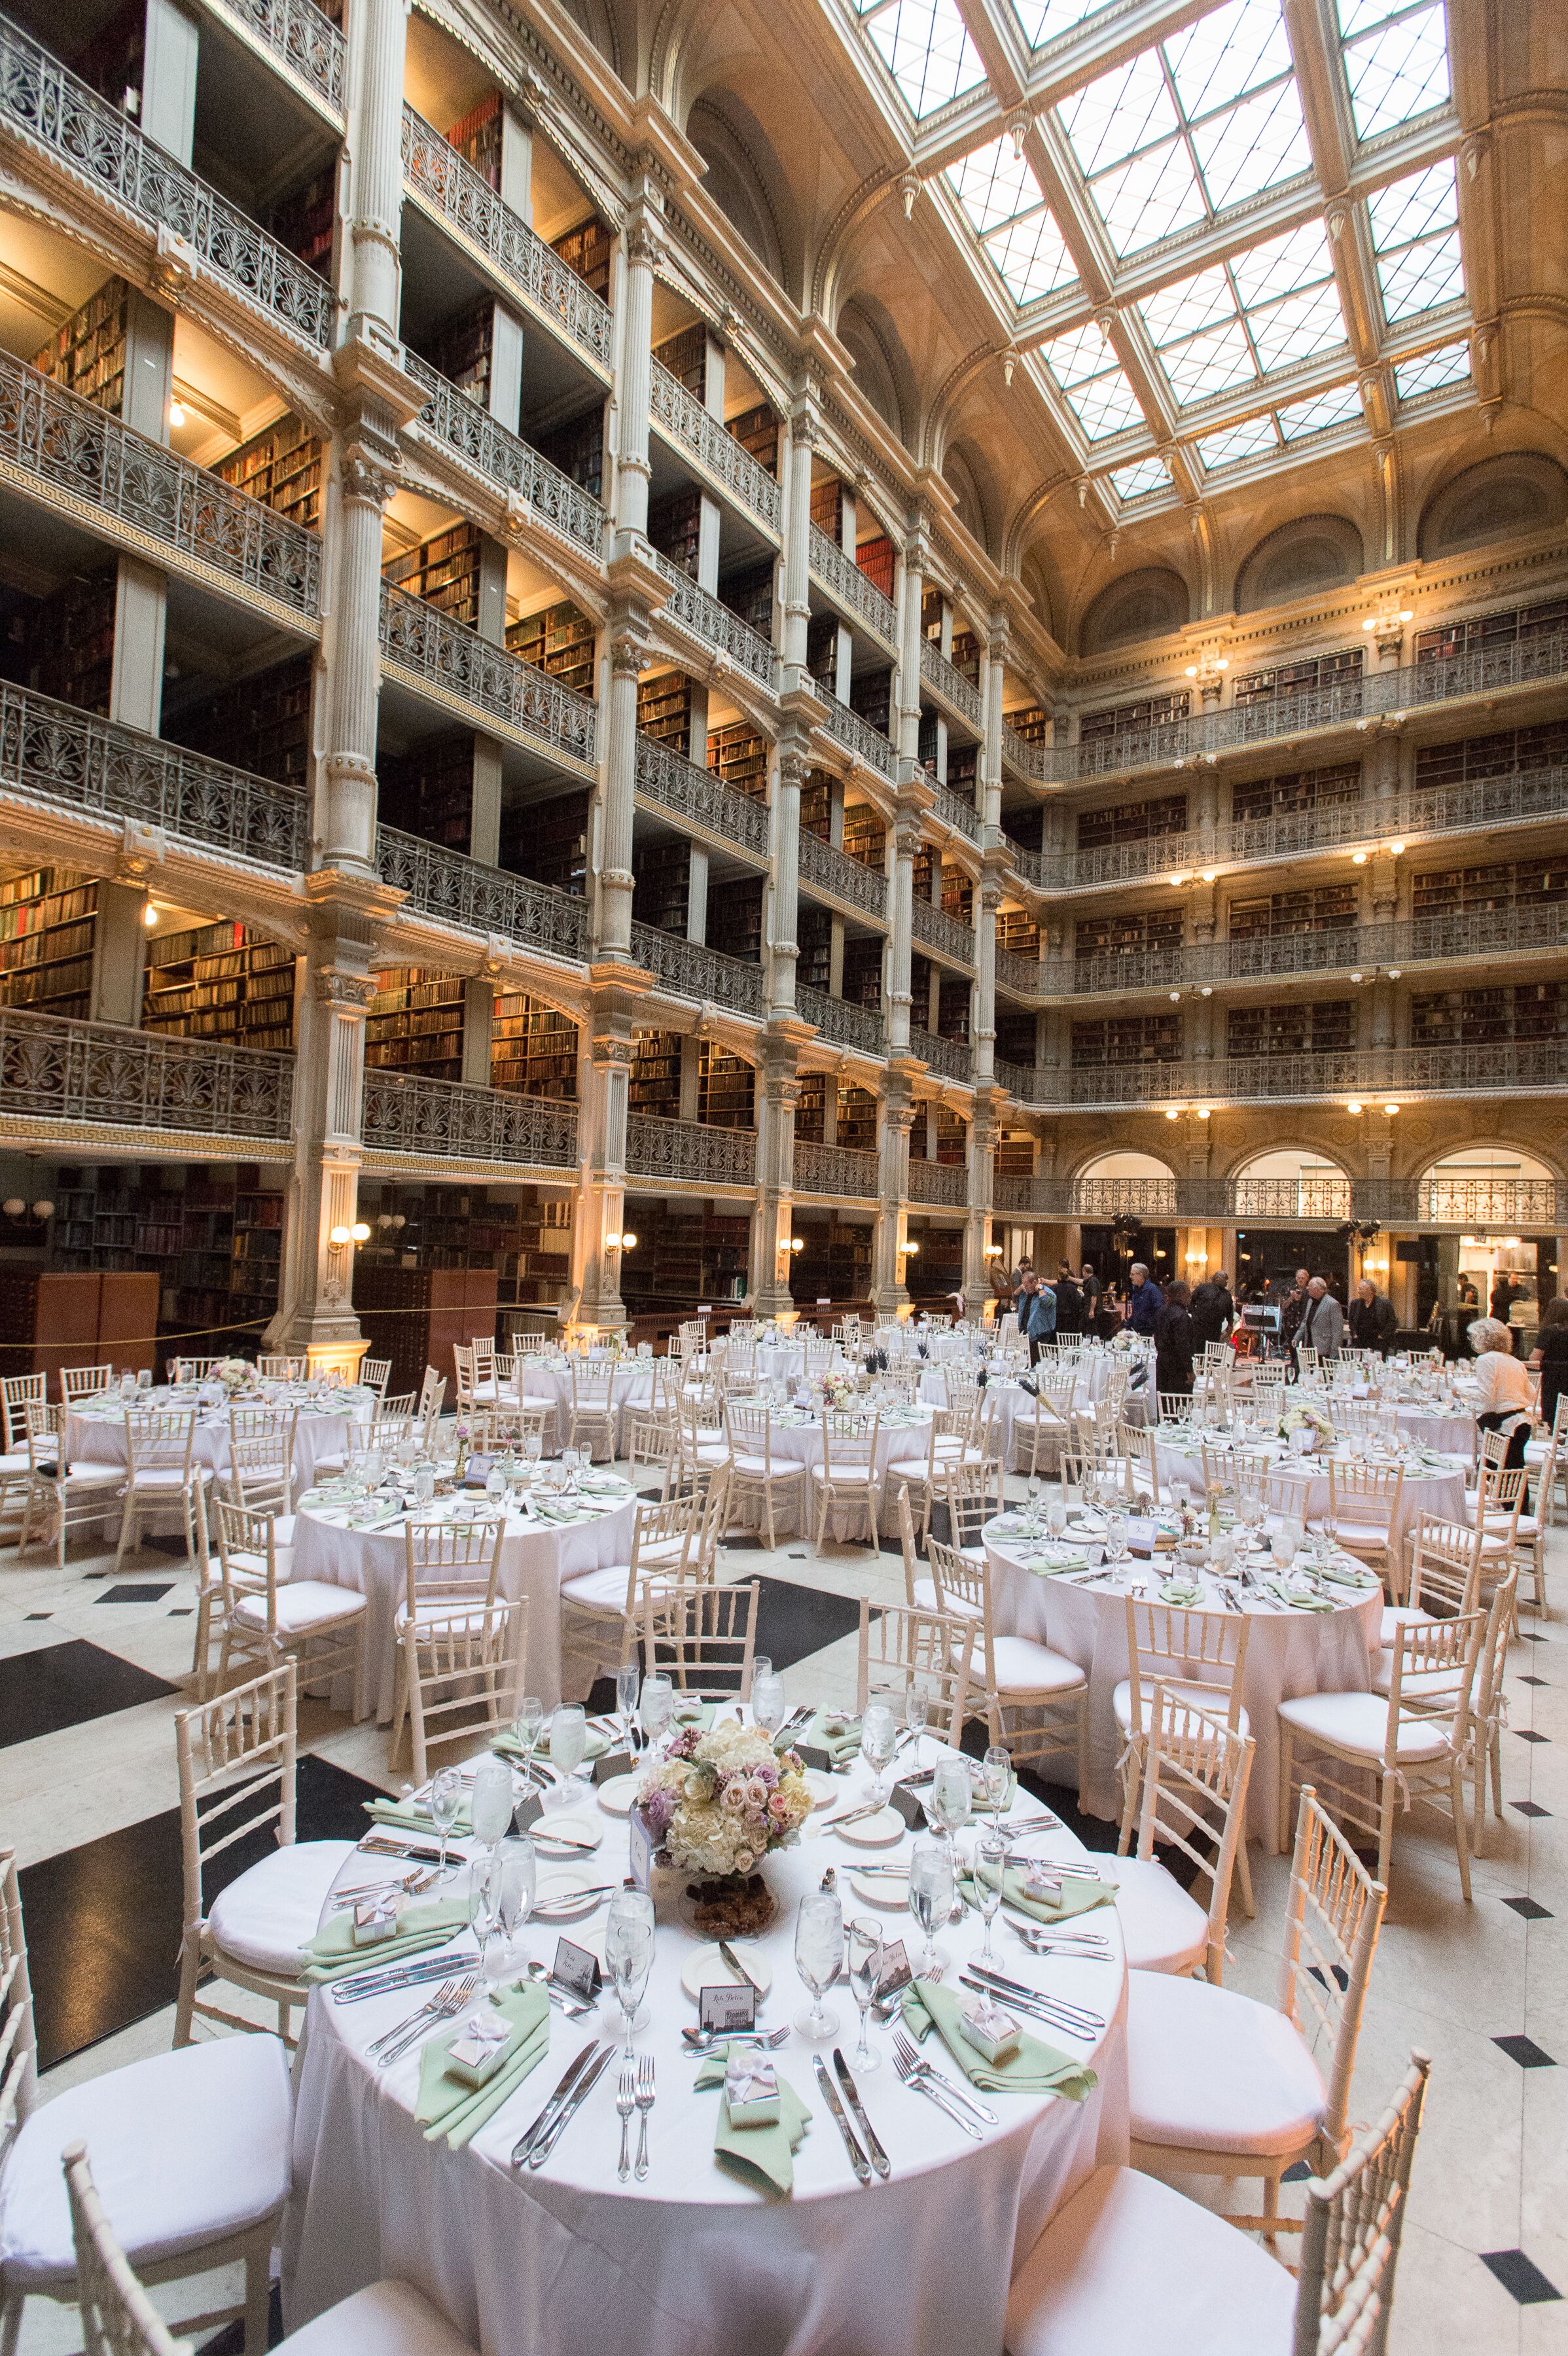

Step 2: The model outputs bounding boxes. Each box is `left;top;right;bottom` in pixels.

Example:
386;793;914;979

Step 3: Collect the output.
614;209;660;543
141;0;198;162
768;744;804;1018
781;389;817;681
888;814;918;1056
598;627;643;959
343;0;407;336
321;451;391;870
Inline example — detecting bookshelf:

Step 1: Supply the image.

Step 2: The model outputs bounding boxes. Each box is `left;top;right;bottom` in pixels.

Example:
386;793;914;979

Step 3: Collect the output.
1413;859;1568;915
707;720;768;800
998;908;1039;957
500;789;588;895
706;875;764;963
944;745;977;806
721;563;773;639
354;1263;499;1397
0;870;98;1019
842;802;885;871
807;612;838;687
921;589;943;638
995;1008;1037;1063
45;1162;287;1356
910;954;931;1016
938;976;970;1041
620;1206;751;1310
1077;794;1188;851
1075;908;1183;959
365;967;466;1080
842;935;883;1010
506;601;597;696
836;1084;878;1152
490;991;579;1098
698;1042;755;1129
423;300;493;404
653;325;705;396
16;570;117;716
1415;719;1568;788
142;921;296;1052
649;488;703;579
796;902;831;991
728;405;778;477
637;670;692;751
1006;705;1052;745
1228;1001;1356;1056
801;772;832;840
1411;985;1562;1047
354;1181;575;1312
33;276;128;414
795;1070;826;1143
214;414;323;530
552;219;613;299
950;629;980;685
918;714;939;774
790;1219;872;1306
1071;1014;1183;1067
1231;762;1360;824
912;846;935;904
849;670;891;737
1229;885;1356;940
855;537;894;598
75;1;144;112
940;874;972;925
266;167;336;276
1003;807;1042;856
908;1228;962;1301
1232;649;1361;707
383;523;481;626
166;653;313;792
632;837;692;935
447;92;502;183
533;408;603;498
996;1133;1035;1179
630;1029;683;1118
810;475;842;540
377;736;475;855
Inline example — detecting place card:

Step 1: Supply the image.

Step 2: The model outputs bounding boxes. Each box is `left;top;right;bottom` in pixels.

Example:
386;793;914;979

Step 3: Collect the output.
796;1744;832;1774
888;1783;927;1831
593;1749;636;1787
1128;1516;1156;1559
872;1940;912;2005
700;1981;757;2035
552;1937;602;2003
628;1806;654;1891
514;1791;546;1833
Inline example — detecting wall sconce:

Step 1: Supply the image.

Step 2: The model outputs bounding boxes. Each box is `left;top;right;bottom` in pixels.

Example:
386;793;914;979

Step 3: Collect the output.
790;1237;804;1253
143;901;160;929
983;1242;1004;1257
1382;1104;1399;1117
1183;654;1228;705
902;1239;919;1257
329;1225;351;1247
2;1198;52;1221
1362;606;1412;664
1165;1108;1181;1120
605;1232;637;1251
329;1222;372;1247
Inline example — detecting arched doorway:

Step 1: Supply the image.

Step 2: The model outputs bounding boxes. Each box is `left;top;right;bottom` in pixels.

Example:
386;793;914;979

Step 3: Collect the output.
1230;1150;1352;1309
1075;1152;1177;1296
1418;1147;1561;1338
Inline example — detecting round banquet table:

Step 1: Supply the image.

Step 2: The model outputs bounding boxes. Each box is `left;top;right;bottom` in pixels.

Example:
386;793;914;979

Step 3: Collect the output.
1150;1437;1466;1556
1330;1400;1477;1459
984;1525;1385;1847
484;1360;664;1455
287;1486;639;1716
64;1389;361;1499
282;1731;1129;2356
759;1404;940;1537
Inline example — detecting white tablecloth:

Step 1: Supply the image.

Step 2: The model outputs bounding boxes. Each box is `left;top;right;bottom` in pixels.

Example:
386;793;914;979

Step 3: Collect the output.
985;1534;1384;1847
763;1409;938;1537
1151;1439;1465;1555
283;1736;1129;2356
288;1493;639;1715
491;1363;664;1456
65;1399;355;1500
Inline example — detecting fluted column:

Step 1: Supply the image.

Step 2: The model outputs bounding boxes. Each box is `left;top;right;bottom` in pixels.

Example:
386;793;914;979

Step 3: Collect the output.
980;609;1007;834
888;813;919;1056
964;1098;997;1318
571;988;644;1335
344;0;407;336
614;204;662;543
973;870;1000;1092
895;523;926;772
872;1086;914;1311
597;623;645;961
781;388;818;680
768;744;805;1018
321;450;391;870
749;1043;800;1317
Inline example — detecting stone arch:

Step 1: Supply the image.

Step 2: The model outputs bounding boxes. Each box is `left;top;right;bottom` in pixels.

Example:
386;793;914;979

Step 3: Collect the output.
834;294;916;447
1078;567;1189;656
683;94;790;285
1018;552;1056;643
1417;451;1568;559
554;0;620;75
1234;514;1363;614
1228;1145;1352;1219
941;438;998;560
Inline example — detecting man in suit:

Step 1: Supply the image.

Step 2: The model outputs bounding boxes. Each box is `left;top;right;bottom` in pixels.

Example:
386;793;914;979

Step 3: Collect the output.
1296;1276;1344;1362
1124;1262;1165;1336
1189;1270;1236;1351
1349;1278;1399;1355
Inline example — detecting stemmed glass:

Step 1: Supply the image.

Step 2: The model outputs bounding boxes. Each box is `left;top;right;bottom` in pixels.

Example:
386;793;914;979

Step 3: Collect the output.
982;1744;1012;1814
511;1694;544;1791
904;1683;931;1763
605;1887;656;2054
1025;1479;1042;1535
907;1836;954;1977
524;1433;543;1476
927;1757;972;1851
548;1703;588;1801
427;1766;463;1883
859;1701;899;1808
470;1753;516;1891
1105;1512;1128;1573
970;1830;1007;1968
484;1835;536;1989
794;1889;844;2042
640;1673;674;1756
847;1916;885;2073
561;1446;581;1496
616;1660;641;1751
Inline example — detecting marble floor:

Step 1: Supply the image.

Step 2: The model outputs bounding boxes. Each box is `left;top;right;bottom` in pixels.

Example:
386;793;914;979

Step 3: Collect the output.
1;1472;1563;2354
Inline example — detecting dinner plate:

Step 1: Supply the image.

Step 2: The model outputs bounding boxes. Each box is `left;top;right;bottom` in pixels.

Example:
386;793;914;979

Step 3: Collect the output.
848;1866;910;1911
533;1867;604;1921
801;1768;836;1810
596;1775;639;1817
833;1806;907;1849
679;1944;774;2001
531;1812;602;1855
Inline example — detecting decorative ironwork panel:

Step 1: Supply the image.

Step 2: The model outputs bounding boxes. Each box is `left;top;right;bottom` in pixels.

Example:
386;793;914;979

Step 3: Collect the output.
994;947;1042;998
363;1069;579;1166
375;825;588;961
919;641;982;728
1230;1176;1351;1220
798;827;887;920
1418;1177;1562;1227
625;1112;755;1187
796;983;884;1056
910;897;975;966
808;523;896;643
629;920;766;1014
794;1139;880;1198
634;735;769;859
0;1007;293;1137
216;0;344;111
821;692;896;780
380;582;596;766
1072;1177;1178;1219
1001;723;1043;780
993;1056;1043;1101
647;358;780;529
651;552;777;688
931;783;980;844
908;1157;966;1205
404;352;605;559
911;1026;971;1082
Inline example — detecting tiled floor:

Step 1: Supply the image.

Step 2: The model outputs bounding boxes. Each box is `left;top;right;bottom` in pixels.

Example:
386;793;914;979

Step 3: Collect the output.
2;1474;1563;2353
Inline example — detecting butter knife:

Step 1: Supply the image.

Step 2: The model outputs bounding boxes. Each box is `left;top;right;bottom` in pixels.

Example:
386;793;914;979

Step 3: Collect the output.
510;2041;601;2167
529;2043;615;2168
832;2048;891;2179
812;2054;872;2186
718;1938;763;1995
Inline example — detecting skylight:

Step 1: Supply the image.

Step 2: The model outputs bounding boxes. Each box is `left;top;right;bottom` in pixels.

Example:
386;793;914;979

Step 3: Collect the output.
1274;379;1365;440
946;138;1078;303
1135;219;1347;408
1040;322;1144;441
1336;0;1449;143
1394;338;1470;402
1054;0;1312;259
1194;377;1364;471
860;0;986;118
1108;456;1169;502
1367;158;1463;322
1010;0;1109;46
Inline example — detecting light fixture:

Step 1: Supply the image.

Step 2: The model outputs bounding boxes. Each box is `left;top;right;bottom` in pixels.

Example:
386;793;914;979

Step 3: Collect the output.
1200;985;1213;997
983;1243;1003;1257
351;1221;371;1241
2;1198;24;1219
377;1213;394;1230
1182;654;1229;704
902;1239;919;1255
329;1224;351;1246
790;1237;804;1253
1347;1101;1363;1116
1200;868;1216;884
1165;1108;1180;1121
1351;851;1368;866
31;1200;52;1221
1197;1107;1211;1118
143;901;160;928
621;1232;637;1250
1387;967;1401;980
1350;970;1363;984
1383;1104;1400;1116
168;399;186;428
1389;840;1406;855
1169;873;1189;887
1168;990;1181;1003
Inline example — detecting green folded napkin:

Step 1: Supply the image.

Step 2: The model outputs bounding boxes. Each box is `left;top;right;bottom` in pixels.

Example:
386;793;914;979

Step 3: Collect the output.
902;1976;1096;2101
694;2044;811;2194
491;1726;608;1765
961;1865;1115;1927
1024;1549;1088;1575
1318;1560;1376;1590
804;1713;862;1762
1158;1580;1203;1607
300;1899;471;1983
366;1794;474;1835
966;1772;1018;1815
1268;1579;1335;1611
414;1983;551;2150
669;1699;716;1732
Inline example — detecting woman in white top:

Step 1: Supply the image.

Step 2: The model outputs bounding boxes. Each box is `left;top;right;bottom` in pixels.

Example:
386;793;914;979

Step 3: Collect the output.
1468;1315;1537;1468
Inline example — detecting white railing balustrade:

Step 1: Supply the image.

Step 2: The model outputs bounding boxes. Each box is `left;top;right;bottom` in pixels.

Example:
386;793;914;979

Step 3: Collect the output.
380;583;596;768
404;353;605;559
808;523;897;643
648;359;781;530
625;1113;756;1187
793;1140;880;1198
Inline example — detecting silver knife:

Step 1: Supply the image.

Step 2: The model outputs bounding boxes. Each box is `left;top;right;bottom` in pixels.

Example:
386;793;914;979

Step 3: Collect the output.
510;2041;601;2167
718;1938;763;1995
529;2043;615;2167
832;2048;891;2179
813;2054;872;2186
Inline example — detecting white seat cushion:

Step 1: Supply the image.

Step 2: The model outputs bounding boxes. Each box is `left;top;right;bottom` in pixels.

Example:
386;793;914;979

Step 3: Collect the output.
234;1580;366;1635
1113;1680;1249;1739
1126;1969;1326;2158
207;1839;359;1975
127;1466;211;1490
281;2279;478;2356
691;1444;730;1466
1277;1688;1453;1764
731;1454;800;1481
559;1563;634;1608
1005;2164;1296;2356
0;2033;292;2286
1381;1604;1434;1645
1368;1651;1468;1701
1330;1522;1392;1551
886;1458;935;1483
809;1462;874;1483
1097;1855;1209;1976
974;1635;1086;1696
911;1575;982;1620
55;1462;125;1488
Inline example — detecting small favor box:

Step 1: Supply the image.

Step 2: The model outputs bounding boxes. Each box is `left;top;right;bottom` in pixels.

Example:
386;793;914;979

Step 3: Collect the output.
351;1891;402;1947
723;2048;781;2129
957;1995;1021;2067
446;2008;510;2087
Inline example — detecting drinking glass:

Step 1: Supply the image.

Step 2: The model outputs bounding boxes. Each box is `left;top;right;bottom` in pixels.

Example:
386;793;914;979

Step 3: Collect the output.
859;1701;899;1807
1105;1512;1128;1569
561;1446;581;1493
1046;1500;1067;1540
605;1889;656;2054
793;1889;844;2041
486;1467;507;1514
970;1830;1007;1967
524;1433;543;1470
929;1757;972;1848
751;1670;787;1741
548;1703;588;1796
904;1684;931;1759
982;1743;1012;1813
752;1655;773;1687
1024;1479;1042;1534
847;1916;884;2073
907;1836;954;1976
640;1673;674;1755
486;1835;536;1987
470;1753;516;1847
511;1694;544;1788
615;1660;641;1748
427;1766;463;1882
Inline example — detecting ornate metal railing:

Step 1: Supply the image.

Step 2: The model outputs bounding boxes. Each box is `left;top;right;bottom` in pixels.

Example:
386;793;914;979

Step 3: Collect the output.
798;827;887;919
1001;722;1042;776
635;734;770;860
821;692;896;780
931;783;981;844
375;826;588;962
991;1173;1355;1221
629;921;766;1014
919;641;982;730
910;897;975;966
1231;1177;1353;1219
908;1156;966;1206
401;107;613;368
1417;1177;1561;1226
0;1007;294;1137
1073;1177;1178;1218
993;1056;1037;1099
212;0;344;113
1041;904;1568;998
363;1069;579;1167
808;523;897;644
647;359;780;530
912;1026;971;1082
404;352;605;560
0;682;310;868
625;1112;756;1187
796;983;884;1056
794;1139;880;1198
0;15;335;347
650;552;777;689
1005;1037;1568;1111
995;947;1042;999
380;582;596;768
0;352;322;615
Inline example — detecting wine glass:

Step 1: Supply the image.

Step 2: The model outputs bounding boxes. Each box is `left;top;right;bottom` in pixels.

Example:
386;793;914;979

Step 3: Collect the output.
847;1916;884;2074
904;1683;931;1762
859;1701;899;1808
511;1694;544;1790
548;1703;588;1798
793;1889;844;2042
929;1756;972;1850
907;1836;954;1976
615;1660;641;1750
982;1743;1012;1814
605;1888;656;2054
487;1835;536;1988
1025;1478;1042;1535
470;1753;515;1851
640;1673;674;1755
1105;1512;1128;1571
485;1467;507;1516
427;1766;463;1883
751;1669;787;1741
561;1446;581;1493
970;1830;1007;1968
524;1432;543;1473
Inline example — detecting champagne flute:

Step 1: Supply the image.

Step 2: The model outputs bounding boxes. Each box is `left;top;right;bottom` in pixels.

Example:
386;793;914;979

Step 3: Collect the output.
929;1756;972;1849
970;1830;1007;1968
640;1673;674;1755
793;1888;844;2041
859;1701;899;1808
982;1743;1012;1814
548;1703;588;1799
615;1660;641;1751
847;1916;884;2074
511;1694;544;1789
488;1835;536;1988
427;1765;463;1883
907;1836;954;1977
605;1888;656;2055
470;1753;515;1853
904;1683;931;1762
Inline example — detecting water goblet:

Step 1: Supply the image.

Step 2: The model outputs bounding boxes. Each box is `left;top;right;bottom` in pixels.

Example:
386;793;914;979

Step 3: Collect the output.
847;1916;884;2073
548;1703;588;1798
1046;1500;1067;1541
511;1694;544;1791
793;1888;844;2042
605;1888;656;2053
859;1701;899;1808
1105;1512;1128;1570
640;1673;674;1755
907;1836;954;1976
970;1830;1007;1968
427;1766;463;1882
904;1683;931;1760
488;1835;536;1988
929;1757;972;1855
470;1752;516;1849
524;1433;543;1472
751;1669;787;1742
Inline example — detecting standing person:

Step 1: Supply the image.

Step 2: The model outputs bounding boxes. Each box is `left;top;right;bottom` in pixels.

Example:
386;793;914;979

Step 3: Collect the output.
1490;1272;1517;1325
1153;1279;1195;1400
1469;1315;1535;1470
1280;1268;1313;1355
1188;1269;1235;1351
1053;1263;1085;1336
1529;1296;1568;1431
1457;1274;1478;1308
1295;1276;1344;1361
1349;1277;1398;1355
1020;1270;1056;1366
1078;1261;1101;1315
1124;1262;1165;1336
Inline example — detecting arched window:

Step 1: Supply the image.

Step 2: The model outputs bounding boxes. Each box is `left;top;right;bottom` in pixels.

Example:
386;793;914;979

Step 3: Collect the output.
1079;568;1188;655
1231;1149;1350;1221
1073;1151;1176;1219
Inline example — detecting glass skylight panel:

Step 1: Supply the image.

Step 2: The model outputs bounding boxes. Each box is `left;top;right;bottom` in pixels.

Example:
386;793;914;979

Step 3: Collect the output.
1136;222;1346;412
1041;325;1144;441
1010;0;1107;46
1091;139;1208;253
984;210;1077;301
1109;456;1169;501
863;0;986;118
1194;412;1279;469
1162;321;1255;404
948;139;1037;233
1335;1;1450;142
945;138;1078;304
1394;339;1470;401
1367;158;1463;323
1274;379;1364;440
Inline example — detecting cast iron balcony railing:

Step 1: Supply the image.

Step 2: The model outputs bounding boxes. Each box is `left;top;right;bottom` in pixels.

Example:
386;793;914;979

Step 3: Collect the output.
635;734;770;861
630;921;766;1016
821;692;897;781
363;1068;579;1168
0;352;322;616
1001;721;1041;777
212;0;344;113
794;1139;880;1198
1037;905;1568;999
808;523;897;645
919;640;982;731
992;1170;1568;1228
380;583;597;768
931;783;981;844
910;897;976;967
401;107;613;370
995;946;1043;999
374;827;589;963
625;1113;757;1188
404;353;605;561
647;358;781;532
1003;1037;1568;1111
0;14;334;348
798;827;888;921
0;682;310;869
907;1156;966;1206
650;552;778;690
911;1026;971;1082
796;983;885;1058
1;1007;294;1138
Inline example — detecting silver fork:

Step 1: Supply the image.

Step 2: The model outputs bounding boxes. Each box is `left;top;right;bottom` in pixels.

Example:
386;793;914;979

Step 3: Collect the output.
369;1974;478;2067
615;2056;636;2182
891;2027;997;2126
634;2053;656;2181
890;2035;982;2139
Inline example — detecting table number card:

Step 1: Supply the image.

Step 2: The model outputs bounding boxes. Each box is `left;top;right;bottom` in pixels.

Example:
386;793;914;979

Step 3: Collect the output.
552;1937;601;2002
873;1941;913;2005
698;1982;757;2035
888;1783;927;1830
593;1749;635;1787
1128;1516;1156;1559
628;1806;654;1891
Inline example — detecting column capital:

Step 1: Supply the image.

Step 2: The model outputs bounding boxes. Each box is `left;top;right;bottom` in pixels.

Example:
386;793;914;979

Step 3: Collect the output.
624;213;668;270
777;745;811;795
313;965;379;1012
340;450;397;509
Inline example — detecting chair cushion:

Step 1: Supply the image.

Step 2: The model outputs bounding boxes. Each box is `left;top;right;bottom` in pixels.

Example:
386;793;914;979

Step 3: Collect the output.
1331;1522;1393;1551
911;1575;982;1620
0;2033;293;2285
1097;1855;1209;1976
1113;1681;1249;1739
208;1839;359;1976
731;1455;800;1481
1277;1688;1453;1764
1381;1605;1434;1645
1004;2164;1296;2356
234;1580;366;1635
1126;1969;1326;2158
886;1459;935;1484
1368;1652;1469;1702
808;1462;874;1483
127;1466;211;1490
281;2279;478;2356
974;1635;1086;1696
559;1563;634;1609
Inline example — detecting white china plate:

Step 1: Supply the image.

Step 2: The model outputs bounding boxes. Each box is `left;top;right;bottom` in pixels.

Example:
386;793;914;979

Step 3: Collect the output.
531;1812;601;1855
532;1867;603;1921
833;1806;907;1849
802;1769;836;1810
848;1866;910;1911
680;1943;774;2002
596;1775;639;1817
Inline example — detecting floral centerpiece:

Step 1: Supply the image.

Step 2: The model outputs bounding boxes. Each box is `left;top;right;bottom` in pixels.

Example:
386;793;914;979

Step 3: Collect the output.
634;1721;814;1937
816;1369;855;1411
215;1356;256;1396
1279;1399;1334;1453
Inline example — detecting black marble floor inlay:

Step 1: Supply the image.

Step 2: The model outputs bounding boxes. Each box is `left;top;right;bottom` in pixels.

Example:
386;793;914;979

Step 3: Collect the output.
749;1574;864;1671
1480;2250;1561;2304
1493;2035;1555;2069
1518;1675;1550;1688
1512;1800;1552;1819
96;1582;173;1605
1514;1729;1550;1744
24;1755;383;2070
0;1639;175;1750
1501;1896;1554;1921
